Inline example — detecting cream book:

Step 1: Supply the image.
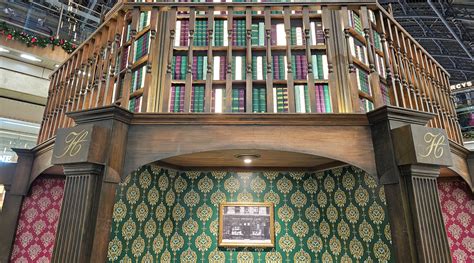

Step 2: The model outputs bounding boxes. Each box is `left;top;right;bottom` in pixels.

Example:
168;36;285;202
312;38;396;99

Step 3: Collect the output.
214;88;223;113
223;21;228;46
213;56;220;80
322;55;329;79
276;24;286;46
175;20;181;46
235;56;242;80
310;22;316;45
296;27;303;46
257;56;263;80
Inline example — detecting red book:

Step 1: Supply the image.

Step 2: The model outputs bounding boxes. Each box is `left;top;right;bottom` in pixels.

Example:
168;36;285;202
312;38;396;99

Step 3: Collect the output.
271;25;277;46
239;89;245;112
192;56;198;79
175;56;181;79
301;55;308;79
179;86;185;112
220;56;226;80
273;56;280;80
170;85;176;111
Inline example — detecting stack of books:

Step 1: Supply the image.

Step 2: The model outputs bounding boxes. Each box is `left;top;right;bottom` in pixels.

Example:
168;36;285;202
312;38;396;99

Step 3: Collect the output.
170;85;185;112
295;85;310;113
175;20;190;46
172;55;188;80
310;21;325;45
211;88;224;113
232;56;246;80
375;54;385;78
120;47;129;72
315;84;331;113
291;55;308;80
273;87;289;112
194;20;209;46
360;98;374;112
128;96;142;113
271;24;287;46
131;66;147;94
311;53;329;80
134;32;150;62
252;87;266;113
272;55;288;80
251;55;267;80
373;31;382;50
251;22;265;46
191;85;205;112
232;88;245;112
348;11;364;35
213;20;228;46
192;56;208;80
349;37;368;64
356;66;371;95
212;56;227;80
232;20;246;46
138;11;150;32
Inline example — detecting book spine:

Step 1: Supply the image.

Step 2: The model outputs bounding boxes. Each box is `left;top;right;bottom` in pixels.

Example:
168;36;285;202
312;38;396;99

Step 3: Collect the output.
214;88;223;113
323;84;331;112
310;22;316;45
283;55;288;80
192;56;198;79
252;88;259;112
220;56;226;80
258;22;265;46
276;24;286;46
295;55;302;80
273;56;279;80
295;85;301;112
232;88;238;112
223;21;228;46
296;27;303;46
301;55;308;79
257;56;263;80
271;25;277;46
252;24;259;46
291;55;297;79
315;22;324;45
304;85;310;113
175;20;182;46
259;88;266;112
239;88;245;112
179;85;185;112
213;56;220;80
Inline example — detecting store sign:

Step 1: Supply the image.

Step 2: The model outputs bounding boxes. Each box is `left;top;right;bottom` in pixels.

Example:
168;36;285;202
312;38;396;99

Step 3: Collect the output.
391;124;452;167
450;80;472;91
0;154;15;163
52;124;109;165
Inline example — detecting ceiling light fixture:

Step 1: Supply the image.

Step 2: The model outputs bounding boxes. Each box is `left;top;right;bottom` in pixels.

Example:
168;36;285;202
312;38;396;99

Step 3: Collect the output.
235;154;261;165
20;54;42;62
0;47;9;53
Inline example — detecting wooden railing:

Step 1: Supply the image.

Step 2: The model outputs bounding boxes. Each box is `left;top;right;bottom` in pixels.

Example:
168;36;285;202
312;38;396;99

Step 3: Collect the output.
38;0;463;145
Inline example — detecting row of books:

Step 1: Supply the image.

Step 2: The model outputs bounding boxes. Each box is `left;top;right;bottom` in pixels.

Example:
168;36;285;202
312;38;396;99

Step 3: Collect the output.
170;85;185;112
232;56;247;80
128;96;143;113
191;85;205;112
134;32;150;62
348;11;363;35
360;98;374;113
375;53;386;79
232;20;247;46
252;87;266;112
168;85;332;113
349;37;368;65
171;53;328;81
194;20;209;46
138;11;150;32
356;66;371;95
119;46;129;72
131;66;147;94
291;55;308;80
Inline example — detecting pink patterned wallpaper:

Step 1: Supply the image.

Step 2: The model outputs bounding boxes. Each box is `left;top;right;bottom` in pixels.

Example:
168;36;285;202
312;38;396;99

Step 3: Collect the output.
10;177;65;263
438;179;474;263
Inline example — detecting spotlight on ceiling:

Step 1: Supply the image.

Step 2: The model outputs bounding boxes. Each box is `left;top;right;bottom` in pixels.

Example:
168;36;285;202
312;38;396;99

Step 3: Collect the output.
0;46;9;53
235;154;261;165
20;54;42;62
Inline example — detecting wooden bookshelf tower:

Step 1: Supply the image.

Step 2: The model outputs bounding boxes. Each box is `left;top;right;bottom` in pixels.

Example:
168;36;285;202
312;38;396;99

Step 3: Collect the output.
0;1;472;263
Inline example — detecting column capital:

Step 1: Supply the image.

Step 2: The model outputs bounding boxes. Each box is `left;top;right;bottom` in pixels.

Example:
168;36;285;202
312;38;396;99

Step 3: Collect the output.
367;105;435;128
63;163;103;176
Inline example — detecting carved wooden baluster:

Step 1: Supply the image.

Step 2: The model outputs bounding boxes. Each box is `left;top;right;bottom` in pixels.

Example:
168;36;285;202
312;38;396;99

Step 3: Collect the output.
162;7;177;112
284;6;295;113
400;33;419;110
341;7;360;112
264;7;274;113
245;6;253;113
376;10;397;106
184;7;196;113
385;18;405;108
303;6;317;113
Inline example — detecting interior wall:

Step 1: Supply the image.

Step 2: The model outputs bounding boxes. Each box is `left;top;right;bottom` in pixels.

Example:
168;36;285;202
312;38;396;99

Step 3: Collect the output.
107;165;393;262
10;176;65;262
438;178;474;262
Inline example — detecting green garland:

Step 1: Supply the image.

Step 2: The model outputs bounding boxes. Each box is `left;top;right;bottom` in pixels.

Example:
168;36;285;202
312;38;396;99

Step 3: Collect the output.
0;22;76;53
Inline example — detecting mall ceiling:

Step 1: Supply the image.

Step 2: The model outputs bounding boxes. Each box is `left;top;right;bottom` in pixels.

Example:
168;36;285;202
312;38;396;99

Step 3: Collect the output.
379;0;474;84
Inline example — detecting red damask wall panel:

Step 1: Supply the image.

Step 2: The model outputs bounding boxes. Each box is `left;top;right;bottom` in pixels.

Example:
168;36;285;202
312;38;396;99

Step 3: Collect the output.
438;179;474;263
10;177;65;263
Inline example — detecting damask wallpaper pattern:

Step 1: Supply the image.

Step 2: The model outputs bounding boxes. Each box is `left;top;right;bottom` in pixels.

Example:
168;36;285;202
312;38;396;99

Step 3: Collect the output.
107;165;393;262
438;179;474;263
10;177;65;263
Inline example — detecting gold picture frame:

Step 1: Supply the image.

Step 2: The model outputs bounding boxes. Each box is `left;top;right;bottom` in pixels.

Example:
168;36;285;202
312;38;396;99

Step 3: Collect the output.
218;202;275;248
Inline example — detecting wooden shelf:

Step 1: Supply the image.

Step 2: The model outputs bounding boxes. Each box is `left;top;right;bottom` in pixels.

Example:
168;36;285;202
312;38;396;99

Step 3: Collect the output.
131;55;148;70
353;57;370;72
358;90;374;101
347;27;366;45
130;88;144;99
135;26;150;39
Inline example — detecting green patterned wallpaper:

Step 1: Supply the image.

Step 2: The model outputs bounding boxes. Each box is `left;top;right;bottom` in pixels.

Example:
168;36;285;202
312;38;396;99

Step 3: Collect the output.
107;165;393;262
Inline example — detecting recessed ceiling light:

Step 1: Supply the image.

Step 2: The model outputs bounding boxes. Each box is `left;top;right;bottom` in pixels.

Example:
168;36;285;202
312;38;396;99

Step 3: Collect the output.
235;154;261;165
0;47;9;53
55;64;60;68
20;54;42;62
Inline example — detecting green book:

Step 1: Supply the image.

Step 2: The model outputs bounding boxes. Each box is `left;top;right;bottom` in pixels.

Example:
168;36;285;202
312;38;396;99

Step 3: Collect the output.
181;56;188;79
316;54;323;79
323;84;331;112
232;88;239;112
174;86;180;112
198;56;203;80
259;88;266;112
291;27;296;46
304;85;310;113
311;55;318;79
252;56;257;80
172;56;176;78
279;56;285;80
258;22;265;46
251;24;259;46
291;55;297;78
252;88;259;112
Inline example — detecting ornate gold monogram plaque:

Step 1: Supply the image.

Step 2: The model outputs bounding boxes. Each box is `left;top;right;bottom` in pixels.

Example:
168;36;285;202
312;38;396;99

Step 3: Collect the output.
52;124;108;165
392;124;452;167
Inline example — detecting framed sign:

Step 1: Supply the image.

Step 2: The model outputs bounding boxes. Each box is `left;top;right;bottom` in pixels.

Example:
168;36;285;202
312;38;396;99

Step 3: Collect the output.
218;202;275;248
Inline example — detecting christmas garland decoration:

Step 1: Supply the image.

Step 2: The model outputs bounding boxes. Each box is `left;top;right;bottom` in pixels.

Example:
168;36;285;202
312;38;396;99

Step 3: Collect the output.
0;22;77;53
